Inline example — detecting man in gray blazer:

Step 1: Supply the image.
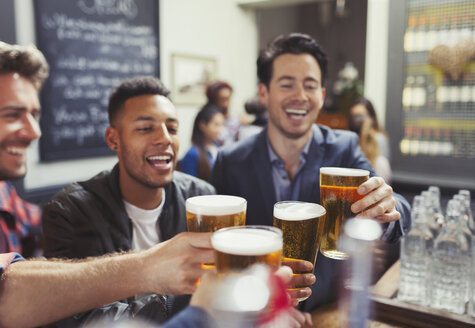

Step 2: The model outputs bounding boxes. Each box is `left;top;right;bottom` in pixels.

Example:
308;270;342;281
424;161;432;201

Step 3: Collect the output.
212;33;411;312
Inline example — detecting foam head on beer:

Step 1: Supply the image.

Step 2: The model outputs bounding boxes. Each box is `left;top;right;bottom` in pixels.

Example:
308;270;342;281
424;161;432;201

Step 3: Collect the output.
186;195;247;233
274;202;326;221
186;195;247;216
211;226;283;273
320;167;370;180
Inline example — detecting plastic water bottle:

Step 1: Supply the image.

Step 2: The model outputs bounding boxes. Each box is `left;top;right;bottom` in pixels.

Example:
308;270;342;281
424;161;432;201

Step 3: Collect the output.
398;196;432;305
429;199;466;314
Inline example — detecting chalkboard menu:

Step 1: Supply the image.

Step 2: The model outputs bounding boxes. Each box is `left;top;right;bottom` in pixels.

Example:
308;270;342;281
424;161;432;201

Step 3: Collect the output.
34;0;159;161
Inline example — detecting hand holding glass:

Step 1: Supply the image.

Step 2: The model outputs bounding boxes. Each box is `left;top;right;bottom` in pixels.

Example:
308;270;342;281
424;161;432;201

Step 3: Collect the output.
319;167;369;260
273;201;326;302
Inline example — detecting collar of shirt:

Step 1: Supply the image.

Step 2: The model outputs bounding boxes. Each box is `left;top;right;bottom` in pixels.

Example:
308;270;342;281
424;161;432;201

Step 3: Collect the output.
266;133;313;202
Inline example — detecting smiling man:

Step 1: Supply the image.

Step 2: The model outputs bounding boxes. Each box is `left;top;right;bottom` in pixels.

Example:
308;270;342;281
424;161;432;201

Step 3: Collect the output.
212;33;411;312
0;42;48;257
41;76;216;326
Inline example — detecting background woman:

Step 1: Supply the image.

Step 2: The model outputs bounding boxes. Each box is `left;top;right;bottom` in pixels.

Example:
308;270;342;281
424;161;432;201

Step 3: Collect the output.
349;97;392;183
181;106;224;182
349;97;391;160
203;81;240;145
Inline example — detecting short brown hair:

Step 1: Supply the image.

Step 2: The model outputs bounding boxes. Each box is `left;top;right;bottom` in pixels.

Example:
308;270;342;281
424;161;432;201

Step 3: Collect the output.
0;41;49;90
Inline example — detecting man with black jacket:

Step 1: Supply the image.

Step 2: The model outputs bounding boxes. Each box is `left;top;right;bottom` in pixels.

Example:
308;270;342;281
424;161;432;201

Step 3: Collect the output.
42;76;216;326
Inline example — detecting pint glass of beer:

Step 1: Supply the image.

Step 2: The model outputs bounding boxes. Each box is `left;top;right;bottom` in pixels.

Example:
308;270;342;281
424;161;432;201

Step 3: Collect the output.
186;195;247;233
211;226;283;274
319;167;369;260
273;201;326;301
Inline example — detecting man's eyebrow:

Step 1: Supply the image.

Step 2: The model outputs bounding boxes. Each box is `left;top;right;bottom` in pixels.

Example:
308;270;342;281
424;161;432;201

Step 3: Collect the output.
0;105;27;112
133;116;179;124
276;76;295;82
166;118;179;125
304;77;319;83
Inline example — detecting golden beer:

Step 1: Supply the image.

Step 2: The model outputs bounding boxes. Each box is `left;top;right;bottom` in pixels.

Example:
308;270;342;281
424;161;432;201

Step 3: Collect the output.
211;226;282;274
186;195;246;232
319;167;369;260
273;201;326;301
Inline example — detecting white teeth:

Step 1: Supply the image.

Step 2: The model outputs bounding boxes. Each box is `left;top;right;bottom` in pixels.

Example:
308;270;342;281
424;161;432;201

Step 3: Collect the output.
6;147;26;155
285;108;307;115
147;155;171;161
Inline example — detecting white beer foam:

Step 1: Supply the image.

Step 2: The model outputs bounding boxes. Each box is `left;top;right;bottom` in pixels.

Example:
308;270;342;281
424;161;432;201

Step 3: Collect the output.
186;195;247;215
274;202;326;221
320;167;369;177
212;227;282;256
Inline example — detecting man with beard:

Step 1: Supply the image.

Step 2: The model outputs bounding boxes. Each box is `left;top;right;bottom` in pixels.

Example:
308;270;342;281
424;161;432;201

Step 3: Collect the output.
42;76;216;326
212;33;411;312
0;42;46;257
0;41;219;328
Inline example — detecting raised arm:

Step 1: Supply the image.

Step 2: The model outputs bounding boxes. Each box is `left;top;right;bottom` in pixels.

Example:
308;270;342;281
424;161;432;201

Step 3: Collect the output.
0;232;213;328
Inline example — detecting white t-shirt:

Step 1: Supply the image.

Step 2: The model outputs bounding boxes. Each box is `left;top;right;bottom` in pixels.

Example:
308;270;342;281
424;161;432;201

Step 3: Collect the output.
123;189;165;251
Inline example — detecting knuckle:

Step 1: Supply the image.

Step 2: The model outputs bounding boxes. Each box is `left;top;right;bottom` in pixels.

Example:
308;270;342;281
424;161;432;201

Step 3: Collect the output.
377;204;386;215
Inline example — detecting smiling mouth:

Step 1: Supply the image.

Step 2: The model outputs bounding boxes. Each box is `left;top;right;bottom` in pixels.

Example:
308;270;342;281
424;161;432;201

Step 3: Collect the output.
6;147;27;156
146;155;172;166
285;108;308;118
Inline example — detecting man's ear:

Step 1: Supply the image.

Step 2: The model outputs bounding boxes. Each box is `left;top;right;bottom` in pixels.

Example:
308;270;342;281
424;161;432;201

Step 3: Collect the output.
258;83;269;106
105;126;119;151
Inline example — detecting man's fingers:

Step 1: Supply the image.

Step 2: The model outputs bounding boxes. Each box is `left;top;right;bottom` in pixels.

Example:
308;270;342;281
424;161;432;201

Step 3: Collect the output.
287;287;312;302
352;184;392;214
357;176;384;195
191;249;215;264
288;307;310;327
281;258;314;273
290;273;316;288
357;196;396;219
303;312;313;326
182;232;213;249
373;209;401;223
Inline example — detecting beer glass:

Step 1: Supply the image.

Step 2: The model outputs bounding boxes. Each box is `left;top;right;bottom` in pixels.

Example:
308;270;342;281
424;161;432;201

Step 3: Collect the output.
319;167;369;260
186;195;246;232
273;201;326;301
211;226;282;274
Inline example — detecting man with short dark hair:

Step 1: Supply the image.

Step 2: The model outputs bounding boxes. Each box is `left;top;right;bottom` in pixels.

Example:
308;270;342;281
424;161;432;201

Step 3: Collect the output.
0;41;48;257
0;41;216;328
212;33;411;312
42;76;216;326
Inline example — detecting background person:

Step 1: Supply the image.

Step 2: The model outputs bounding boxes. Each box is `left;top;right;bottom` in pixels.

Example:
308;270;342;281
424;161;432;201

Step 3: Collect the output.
237;96;268;141
348;97;391;161
202;81;241;145
348;115;392;183
180;105;224;182
0;42;47;257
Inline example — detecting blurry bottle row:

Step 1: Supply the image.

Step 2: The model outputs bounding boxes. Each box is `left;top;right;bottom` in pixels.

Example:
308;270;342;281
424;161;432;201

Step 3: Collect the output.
399;125;475;158
398;187;474;316
403;73;475;113
404;10;474;53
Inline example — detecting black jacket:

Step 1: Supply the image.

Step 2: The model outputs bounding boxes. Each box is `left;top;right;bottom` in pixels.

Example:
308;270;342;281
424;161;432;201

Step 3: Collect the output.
42;164;215;327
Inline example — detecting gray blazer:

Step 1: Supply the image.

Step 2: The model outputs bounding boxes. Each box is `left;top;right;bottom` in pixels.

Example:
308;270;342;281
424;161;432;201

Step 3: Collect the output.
212;124;411;312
